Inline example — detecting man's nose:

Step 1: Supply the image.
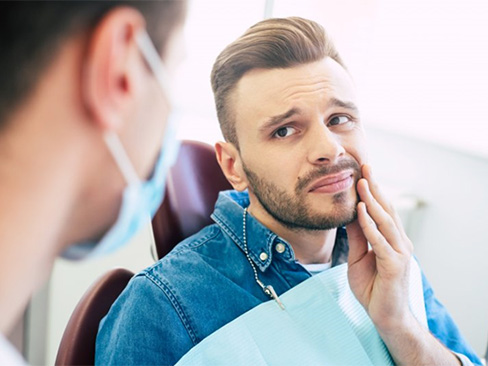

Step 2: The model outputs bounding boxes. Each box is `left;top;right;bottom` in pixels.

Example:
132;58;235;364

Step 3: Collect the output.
306;124;345;165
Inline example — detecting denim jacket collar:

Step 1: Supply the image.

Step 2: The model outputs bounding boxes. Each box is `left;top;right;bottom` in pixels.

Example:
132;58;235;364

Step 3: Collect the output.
211;190;293;272
211;190;349;272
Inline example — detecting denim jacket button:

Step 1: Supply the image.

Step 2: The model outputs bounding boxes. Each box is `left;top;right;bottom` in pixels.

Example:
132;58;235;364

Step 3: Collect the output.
275;243;286;253
259;252;268;261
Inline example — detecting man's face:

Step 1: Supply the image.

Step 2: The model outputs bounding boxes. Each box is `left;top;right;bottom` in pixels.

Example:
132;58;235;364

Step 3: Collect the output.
233;57;367;231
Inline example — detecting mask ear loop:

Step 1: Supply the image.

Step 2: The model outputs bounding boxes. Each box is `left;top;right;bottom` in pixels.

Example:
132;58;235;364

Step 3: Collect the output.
135;30;175;263
104;131;160;262
103;132;140;186
135;30;172;102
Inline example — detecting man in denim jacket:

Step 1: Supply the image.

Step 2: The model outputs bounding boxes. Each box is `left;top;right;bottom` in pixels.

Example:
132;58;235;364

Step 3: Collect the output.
96;17;481;366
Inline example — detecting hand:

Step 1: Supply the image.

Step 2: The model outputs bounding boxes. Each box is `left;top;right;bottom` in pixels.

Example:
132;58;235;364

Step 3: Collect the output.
347;165;461;365
346;164;415;333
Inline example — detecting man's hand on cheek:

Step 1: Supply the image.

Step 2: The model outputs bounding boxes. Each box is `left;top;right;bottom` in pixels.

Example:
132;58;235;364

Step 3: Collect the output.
346;164;462;365
346;164;415;333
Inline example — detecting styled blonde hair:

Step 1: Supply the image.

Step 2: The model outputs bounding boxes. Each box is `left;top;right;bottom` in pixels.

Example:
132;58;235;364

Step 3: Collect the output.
211;17;344;147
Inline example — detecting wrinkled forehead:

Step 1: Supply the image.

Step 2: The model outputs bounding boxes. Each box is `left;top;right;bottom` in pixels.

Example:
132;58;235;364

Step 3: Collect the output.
232;57;356;137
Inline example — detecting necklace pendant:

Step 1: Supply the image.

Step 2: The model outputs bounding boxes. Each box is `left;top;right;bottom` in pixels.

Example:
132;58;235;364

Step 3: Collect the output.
264;284;285;310
243;208;285;311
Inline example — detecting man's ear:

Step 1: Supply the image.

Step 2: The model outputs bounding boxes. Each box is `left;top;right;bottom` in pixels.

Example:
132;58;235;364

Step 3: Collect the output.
215;141;248;191
82;7;146;132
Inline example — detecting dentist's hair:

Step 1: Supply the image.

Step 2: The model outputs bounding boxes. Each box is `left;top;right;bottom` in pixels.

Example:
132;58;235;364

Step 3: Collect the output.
211;17;345;148
0;1;186;128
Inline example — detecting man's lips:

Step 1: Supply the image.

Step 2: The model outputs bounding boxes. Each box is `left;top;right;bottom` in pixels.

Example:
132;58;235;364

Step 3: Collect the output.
308;170;355;194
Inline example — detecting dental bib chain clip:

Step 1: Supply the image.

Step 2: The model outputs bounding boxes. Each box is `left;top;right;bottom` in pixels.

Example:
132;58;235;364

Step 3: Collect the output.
242;208;285;310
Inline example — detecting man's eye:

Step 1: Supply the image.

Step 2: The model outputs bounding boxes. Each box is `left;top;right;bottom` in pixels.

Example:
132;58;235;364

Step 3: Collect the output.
329;115;352;126
273;126;296;138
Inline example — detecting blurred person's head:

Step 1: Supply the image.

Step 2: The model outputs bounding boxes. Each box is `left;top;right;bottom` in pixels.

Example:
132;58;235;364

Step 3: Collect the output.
212;17;367;234
0;1;188;335
0;1;186;257
0;1;186;126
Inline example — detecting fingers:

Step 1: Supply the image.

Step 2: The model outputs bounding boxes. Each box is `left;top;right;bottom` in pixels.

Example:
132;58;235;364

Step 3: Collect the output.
346;219;368;265
361;165;405;234
357;178;404;252
357;165;413;255
356;201;396;260
362;165;389;211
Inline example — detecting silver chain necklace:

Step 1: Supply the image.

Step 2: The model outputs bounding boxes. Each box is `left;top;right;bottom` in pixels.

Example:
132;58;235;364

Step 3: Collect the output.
242;207;285;310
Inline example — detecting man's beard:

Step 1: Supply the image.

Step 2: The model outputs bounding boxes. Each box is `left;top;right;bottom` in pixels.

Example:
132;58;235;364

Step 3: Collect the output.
242;159;361;231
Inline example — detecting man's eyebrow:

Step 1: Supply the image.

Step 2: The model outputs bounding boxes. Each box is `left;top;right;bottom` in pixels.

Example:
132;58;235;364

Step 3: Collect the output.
259;108;301;132
329;98;359;113
259;99;358;132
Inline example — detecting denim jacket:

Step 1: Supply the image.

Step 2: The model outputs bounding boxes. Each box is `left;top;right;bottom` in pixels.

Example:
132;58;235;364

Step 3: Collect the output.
96;190;481;366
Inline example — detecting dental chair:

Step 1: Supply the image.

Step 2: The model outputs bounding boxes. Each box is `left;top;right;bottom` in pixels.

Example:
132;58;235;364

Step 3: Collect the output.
55;268;134;366
152;140;232;259
55;140;231;365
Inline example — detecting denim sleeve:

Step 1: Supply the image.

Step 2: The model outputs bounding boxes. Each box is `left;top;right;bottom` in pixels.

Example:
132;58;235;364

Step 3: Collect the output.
95;273;194;366
422;271;483;365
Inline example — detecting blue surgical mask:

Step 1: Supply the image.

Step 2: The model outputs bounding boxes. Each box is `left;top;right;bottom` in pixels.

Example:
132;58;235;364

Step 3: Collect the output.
62;30;180;260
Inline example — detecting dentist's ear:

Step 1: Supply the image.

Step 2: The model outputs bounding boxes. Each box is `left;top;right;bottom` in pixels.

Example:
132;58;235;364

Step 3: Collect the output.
82;7;146;132
215;141;248;191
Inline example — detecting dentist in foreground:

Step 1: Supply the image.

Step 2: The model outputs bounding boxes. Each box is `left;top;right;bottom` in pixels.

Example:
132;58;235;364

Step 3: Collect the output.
0;1;187;364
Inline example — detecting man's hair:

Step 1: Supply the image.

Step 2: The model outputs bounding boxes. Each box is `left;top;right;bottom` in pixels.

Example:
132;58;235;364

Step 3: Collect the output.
0;0;186;129
211;17;345;148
